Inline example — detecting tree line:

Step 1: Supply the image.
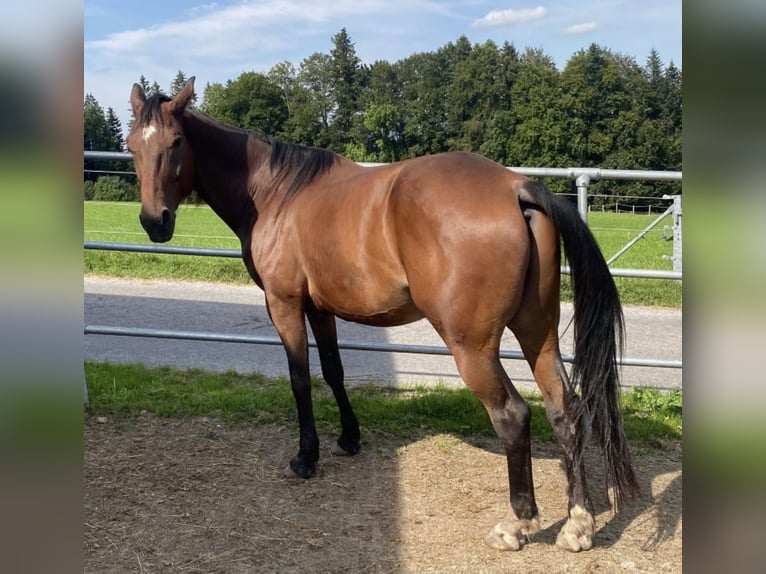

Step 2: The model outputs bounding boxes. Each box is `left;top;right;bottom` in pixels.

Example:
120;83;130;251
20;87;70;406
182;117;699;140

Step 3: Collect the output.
84;29;681;203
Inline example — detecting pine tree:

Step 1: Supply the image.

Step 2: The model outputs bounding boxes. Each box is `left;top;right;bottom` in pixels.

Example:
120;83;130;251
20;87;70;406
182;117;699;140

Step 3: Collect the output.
106;107;124;151
84;94;115;182
329;28;363;151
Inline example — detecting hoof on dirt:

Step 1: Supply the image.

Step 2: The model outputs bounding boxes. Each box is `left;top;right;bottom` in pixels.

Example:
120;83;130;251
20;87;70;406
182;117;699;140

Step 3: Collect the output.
556;530;593;552
484;526;523;551
483;513;540;551
555;505;595;552
283;465;303;479
282;462;315;479
331;442;357;456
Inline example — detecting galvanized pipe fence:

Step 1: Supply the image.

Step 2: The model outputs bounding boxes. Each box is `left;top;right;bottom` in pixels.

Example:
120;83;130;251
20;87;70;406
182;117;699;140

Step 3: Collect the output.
85;151;683;222
84;151;682;372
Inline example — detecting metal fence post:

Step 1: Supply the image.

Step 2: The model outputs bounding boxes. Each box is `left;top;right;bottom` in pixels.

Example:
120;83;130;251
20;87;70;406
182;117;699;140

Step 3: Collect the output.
575;173;590;223
671;195;682;272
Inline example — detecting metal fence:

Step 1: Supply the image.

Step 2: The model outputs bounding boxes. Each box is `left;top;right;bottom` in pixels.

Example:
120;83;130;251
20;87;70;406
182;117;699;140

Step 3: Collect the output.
84;151;682;372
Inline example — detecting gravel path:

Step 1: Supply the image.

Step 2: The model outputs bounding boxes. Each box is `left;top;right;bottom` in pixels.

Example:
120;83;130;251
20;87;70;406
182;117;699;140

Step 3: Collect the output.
85;276;682;391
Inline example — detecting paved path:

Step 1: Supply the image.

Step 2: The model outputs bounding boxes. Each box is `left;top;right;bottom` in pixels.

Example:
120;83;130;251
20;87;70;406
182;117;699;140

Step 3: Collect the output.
85;276;682;392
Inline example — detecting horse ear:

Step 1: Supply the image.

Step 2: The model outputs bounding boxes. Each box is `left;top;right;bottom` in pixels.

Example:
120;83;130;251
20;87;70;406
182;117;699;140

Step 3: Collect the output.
130;83;146;116
171;76;196;114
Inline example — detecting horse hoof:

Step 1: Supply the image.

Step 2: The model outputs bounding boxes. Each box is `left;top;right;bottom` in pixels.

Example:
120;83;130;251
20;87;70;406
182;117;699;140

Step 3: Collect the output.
556;530;593;552
556;505;595;552
483;513;540;551
484;526;522;551
282;461;315;479
331;441;359;456
283;465;302;479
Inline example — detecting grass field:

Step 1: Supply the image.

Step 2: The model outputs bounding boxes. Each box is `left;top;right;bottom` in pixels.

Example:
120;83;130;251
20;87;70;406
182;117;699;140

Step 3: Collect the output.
84;201;682;307
85;361;682;444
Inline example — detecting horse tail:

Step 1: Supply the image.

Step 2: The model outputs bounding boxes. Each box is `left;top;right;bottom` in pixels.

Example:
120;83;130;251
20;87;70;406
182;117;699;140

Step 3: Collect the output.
518;179;640;509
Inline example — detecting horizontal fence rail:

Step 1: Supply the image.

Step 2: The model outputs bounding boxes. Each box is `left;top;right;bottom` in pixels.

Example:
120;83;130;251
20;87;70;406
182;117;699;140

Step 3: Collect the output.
85;151;684;181
84;324;682;370
84;241;682;280
85;151;682;376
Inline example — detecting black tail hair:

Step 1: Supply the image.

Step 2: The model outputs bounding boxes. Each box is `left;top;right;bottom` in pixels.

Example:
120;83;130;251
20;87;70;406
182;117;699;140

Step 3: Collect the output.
520;179;640;509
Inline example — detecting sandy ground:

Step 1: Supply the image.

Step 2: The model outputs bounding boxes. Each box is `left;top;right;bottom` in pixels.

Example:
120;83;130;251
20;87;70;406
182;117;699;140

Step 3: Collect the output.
84;414;681;573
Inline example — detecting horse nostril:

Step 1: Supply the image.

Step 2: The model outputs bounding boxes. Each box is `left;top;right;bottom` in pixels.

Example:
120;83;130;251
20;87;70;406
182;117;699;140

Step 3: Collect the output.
161;208;171;226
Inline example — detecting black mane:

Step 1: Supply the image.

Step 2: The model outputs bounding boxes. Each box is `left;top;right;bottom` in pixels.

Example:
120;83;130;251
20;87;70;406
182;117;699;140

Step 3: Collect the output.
136;93;172;127
269;139;339;206
189;110;339;206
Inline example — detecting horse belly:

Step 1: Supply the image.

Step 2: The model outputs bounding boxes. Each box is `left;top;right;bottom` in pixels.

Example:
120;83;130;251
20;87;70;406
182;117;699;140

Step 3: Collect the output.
308;273;423;327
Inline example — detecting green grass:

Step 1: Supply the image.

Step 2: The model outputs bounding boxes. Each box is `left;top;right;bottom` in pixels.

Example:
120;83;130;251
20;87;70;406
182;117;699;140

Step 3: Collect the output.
565;211;682;307
84;202;251;282
85;362;682;444
84;201;681;307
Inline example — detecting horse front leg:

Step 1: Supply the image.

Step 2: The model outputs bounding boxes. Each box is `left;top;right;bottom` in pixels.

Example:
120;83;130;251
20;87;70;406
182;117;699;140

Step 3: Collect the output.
306;309;360;456
267;295;319;479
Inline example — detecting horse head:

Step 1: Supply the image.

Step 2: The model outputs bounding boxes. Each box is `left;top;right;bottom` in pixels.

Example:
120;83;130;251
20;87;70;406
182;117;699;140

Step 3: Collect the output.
126;77;196;242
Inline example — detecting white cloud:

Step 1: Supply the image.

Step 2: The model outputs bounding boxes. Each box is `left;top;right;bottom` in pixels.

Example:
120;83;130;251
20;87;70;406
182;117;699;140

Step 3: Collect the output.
471;6;548;28
85;0;397;54
83;0;449;130
561;21;599;35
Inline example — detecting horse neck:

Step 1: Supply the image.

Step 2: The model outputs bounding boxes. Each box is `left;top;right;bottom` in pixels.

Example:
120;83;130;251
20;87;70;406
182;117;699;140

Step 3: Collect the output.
182;112;267;239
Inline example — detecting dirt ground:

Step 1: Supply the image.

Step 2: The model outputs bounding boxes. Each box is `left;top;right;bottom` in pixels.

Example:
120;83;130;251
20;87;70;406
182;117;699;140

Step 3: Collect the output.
84;414;682;573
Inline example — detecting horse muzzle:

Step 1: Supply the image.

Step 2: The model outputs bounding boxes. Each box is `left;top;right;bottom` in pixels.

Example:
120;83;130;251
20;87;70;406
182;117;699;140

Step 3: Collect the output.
139;207;175;243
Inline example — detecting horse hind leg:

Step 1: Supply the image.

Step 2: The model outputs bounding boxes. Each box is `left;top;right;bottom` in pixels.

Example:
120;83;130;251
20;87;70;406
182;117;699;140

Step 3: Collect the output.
482;381;542;551
306;310;360;456
444;337;540;551
516;327;596;552
510;206;595;552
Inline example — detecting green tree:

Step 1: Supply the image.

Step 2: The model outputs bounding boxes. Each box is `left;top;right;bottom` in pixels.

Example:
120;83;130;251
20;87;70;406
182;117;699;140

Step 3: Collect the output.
662;60;682;170
328;28;363;151
447;39;519;155
347;102;406;162
269;59;327;145
348;60;408;162
199;82;225;116
109;38;681;206
201;71;288;135
560;44;637;167
105;107;124;152
397;48;453;156
84;94;115;182
292;52;335;147
85;95;133;193
505;48;568;183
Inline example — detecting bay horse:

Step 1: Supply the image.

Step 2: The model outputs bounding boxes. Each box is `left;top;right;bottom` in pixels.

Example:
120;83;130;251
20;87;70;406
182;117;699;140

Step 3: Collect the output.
126;77;639;552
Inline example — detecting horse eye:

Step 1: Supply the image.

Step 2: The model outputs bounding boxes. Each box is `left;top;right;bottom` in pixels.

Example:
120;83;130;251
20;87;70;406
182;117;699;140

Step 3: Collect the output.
171;137;182;149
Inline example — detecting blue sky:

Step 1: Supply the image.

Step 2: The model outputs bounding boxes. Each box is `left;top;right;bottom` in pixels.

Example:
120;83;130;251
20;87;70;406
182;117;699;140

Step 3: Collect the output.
84;0;682;132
